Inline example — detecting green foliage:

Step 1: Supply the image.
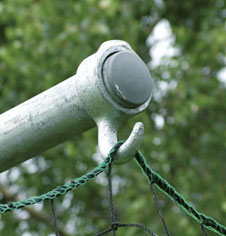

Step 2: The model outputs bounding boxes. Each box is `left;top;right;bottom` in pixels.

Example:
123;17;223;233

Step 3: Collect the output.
0;0;226;235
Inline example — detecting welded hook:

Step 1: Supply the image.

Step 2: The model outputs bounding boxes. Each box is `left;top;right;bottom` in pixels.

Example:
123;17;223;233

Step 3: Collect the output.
98;121;144;164
75;40;152;164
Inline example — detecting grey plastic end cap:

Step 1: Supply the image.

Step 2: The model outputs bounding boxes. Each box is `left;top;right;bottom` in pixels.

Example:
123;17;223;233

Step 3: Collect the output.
102;51;153;108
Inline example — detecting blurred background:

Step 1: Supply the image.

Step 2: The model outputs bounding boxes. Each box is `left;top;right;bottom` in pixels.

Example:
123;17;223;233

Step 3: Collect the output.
0;0;226;235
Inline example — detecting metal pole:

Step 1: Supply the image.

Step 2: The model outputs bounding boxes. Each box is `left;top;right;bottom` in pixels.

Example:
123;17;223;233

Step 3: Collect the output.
0;40;153;173
0;75;95;172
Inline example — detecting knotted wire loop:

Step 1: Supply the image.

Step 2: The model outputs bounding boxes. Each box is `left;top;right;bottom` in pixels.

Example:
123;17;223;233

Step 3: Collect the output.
96;154;159;236
111;222;119;232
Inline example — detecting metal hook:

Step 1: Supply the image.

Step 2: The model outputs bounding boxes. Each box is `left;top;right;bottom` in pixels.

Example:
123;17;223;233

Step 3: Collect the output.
98;121;144;164
75;40;153;164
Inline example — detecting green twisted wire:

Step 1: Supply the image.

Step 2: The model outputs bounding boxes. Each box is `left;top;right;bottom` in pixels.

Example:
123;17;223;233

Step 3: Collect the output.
0;141;123;214
135;150;226;236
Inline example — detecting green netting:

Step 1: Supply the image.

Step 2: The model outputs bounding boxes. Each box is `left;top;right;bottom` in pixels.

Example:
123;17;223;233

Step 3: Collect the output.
0;141;225;236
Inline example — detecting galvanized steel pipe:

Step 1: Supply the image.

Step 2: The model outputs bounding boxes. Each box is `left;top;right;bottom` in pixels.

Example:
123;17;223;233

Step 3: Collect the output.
0;40;153;172
0;76;95;172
